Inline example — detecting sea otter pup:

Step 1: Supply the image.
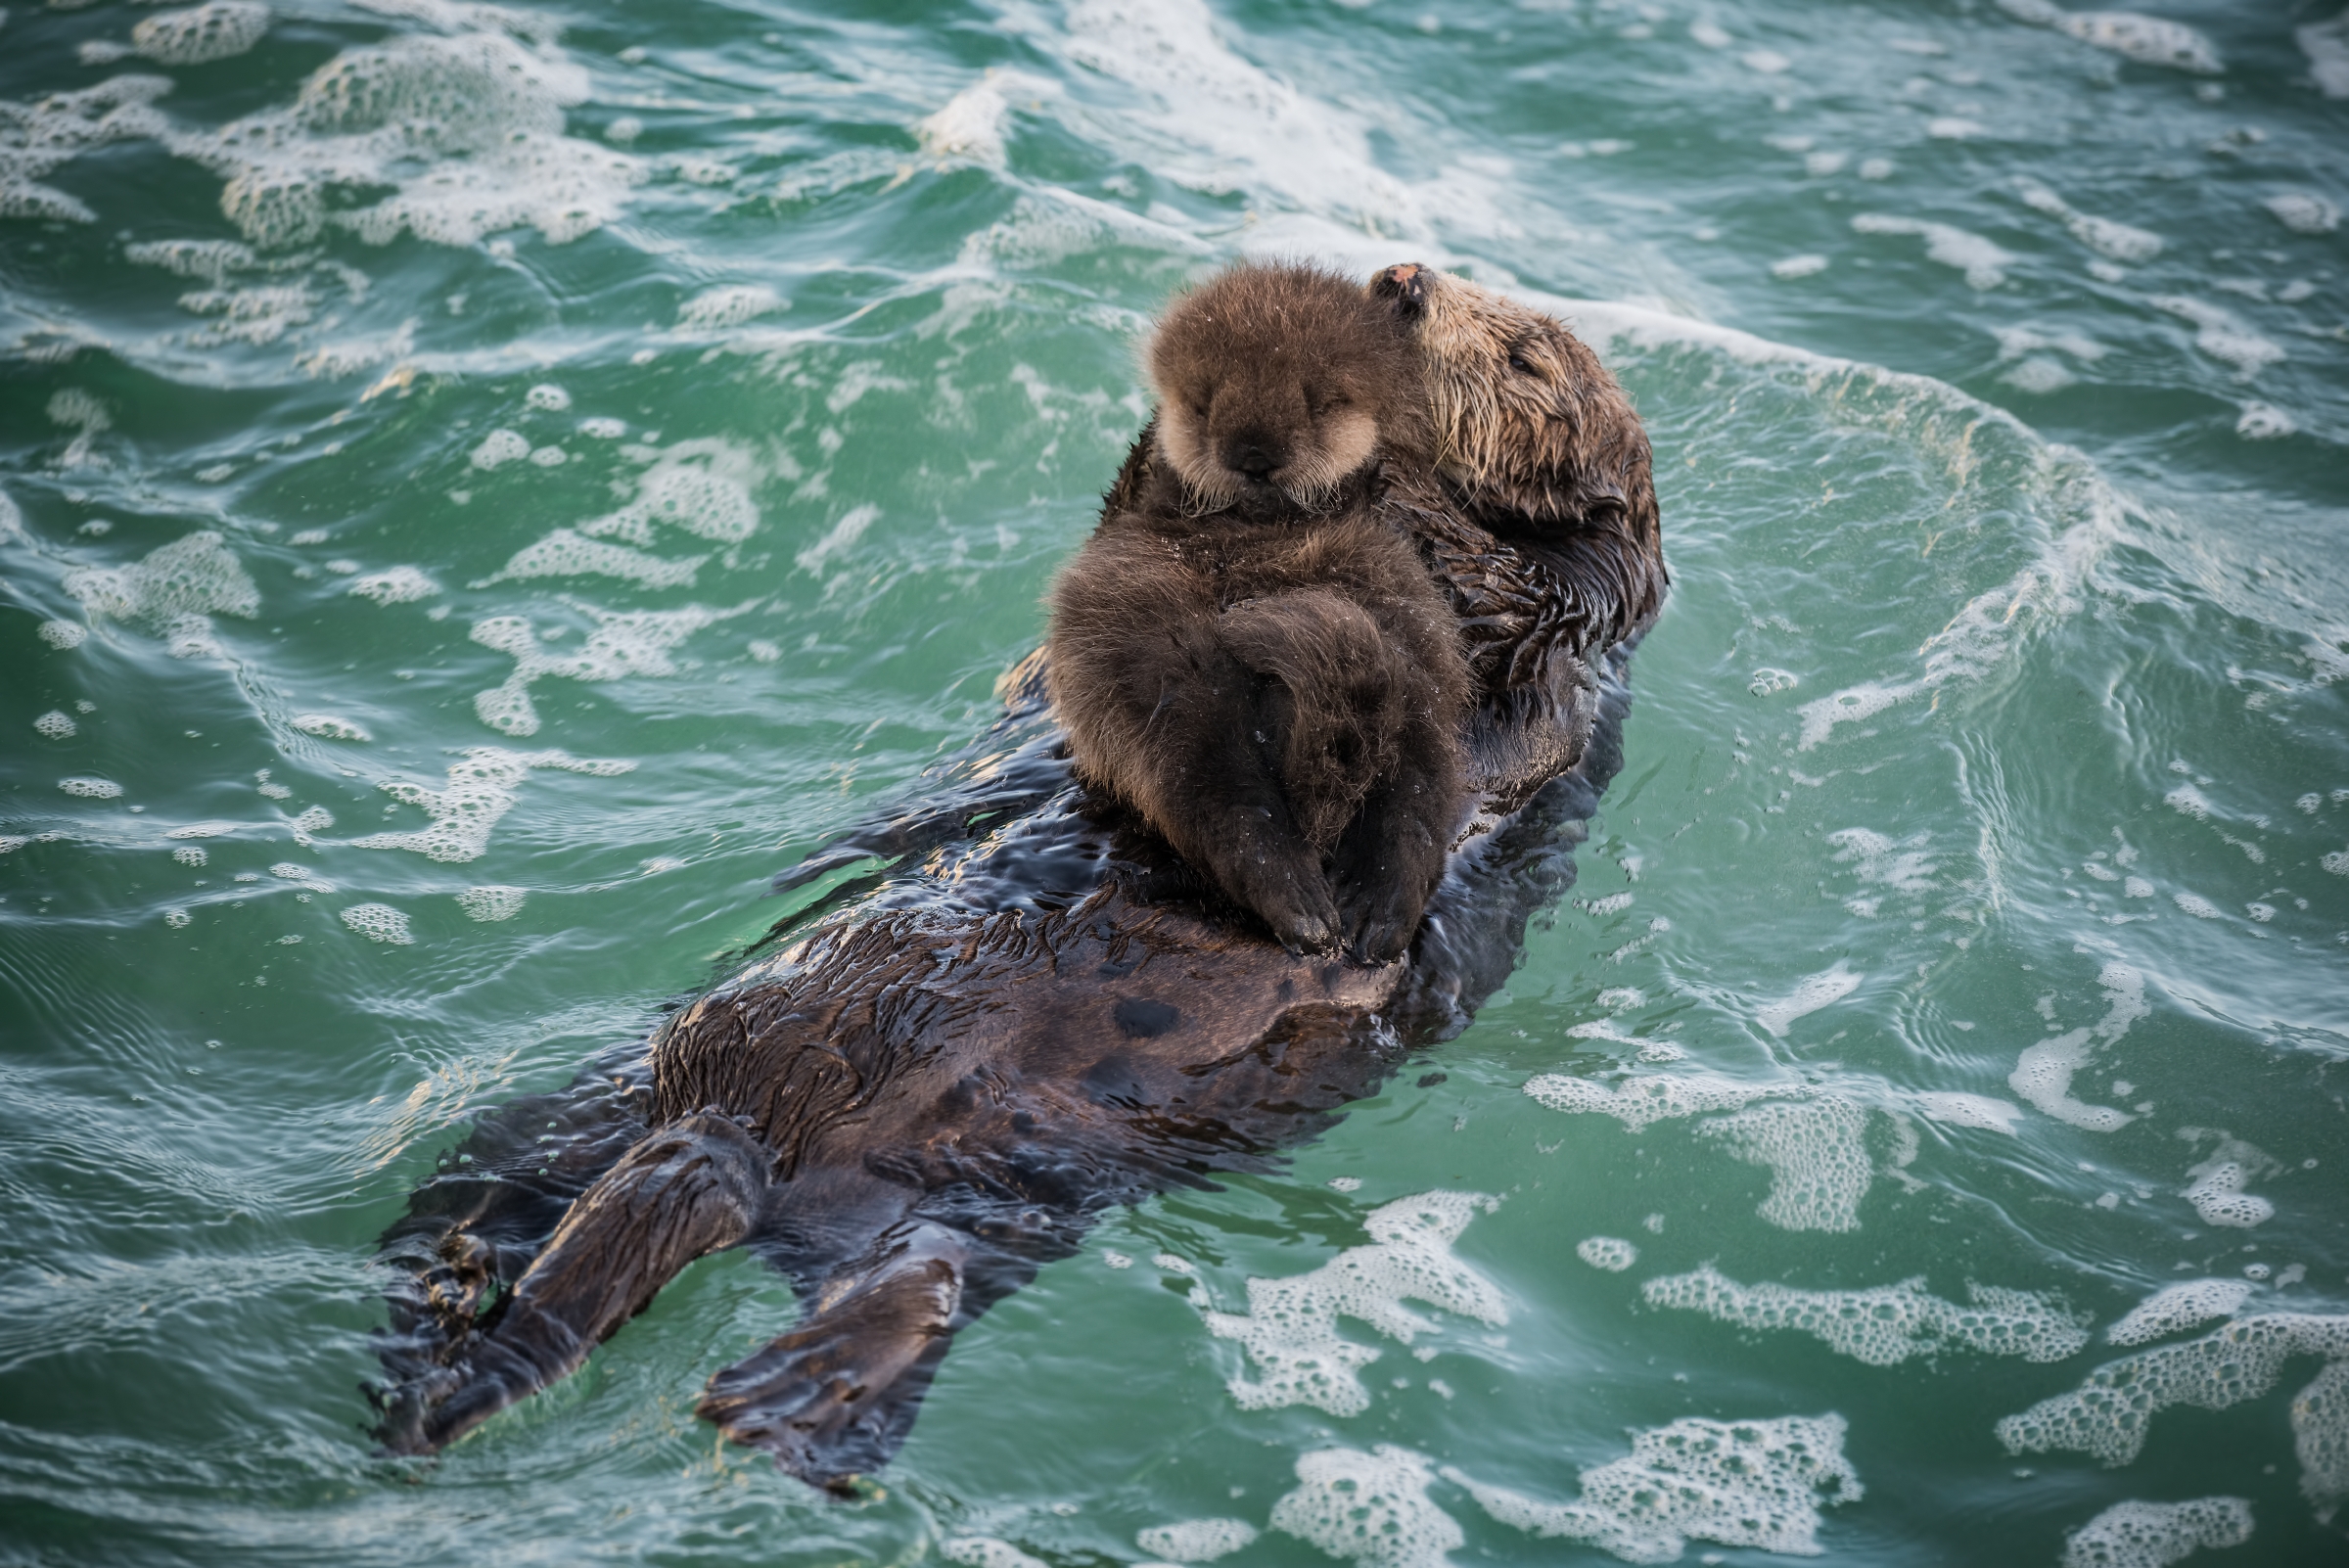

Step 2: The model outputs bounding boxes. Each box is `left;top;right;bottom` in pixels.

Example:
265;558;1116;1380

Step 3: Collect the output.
1046;261;1471;963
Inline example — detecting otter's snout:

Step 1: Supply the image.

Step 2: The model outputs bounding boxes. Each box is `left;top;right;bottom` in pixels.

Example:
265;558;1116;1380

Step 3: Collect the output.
1369;261;1432;320
1221;430;1285;484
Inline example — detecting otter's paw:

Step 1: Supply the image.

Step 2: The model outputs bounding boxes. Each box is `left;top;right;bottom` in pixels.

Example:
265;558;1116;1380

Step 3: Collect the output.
1221;843;1342;955
698;1258;959;1494
1336;870;1434;965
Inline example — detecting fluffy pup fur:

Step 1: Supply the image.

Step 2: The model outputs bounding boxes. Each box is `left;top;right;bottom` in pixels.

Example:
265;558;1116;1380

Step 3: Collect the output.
1047;262;1470;961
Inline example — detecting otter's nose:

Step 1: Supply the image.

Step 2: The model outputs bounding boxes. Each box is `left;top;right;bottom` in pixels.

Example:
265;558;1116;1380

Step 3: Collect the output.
1370;261;1430;319
1225;438;1278;481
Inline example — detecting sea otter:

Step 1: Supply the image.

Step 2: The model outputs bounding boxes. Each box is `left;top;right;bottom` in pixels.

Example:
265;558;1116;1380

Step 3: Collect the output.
1047;261;1470;963
370;267;1668;1494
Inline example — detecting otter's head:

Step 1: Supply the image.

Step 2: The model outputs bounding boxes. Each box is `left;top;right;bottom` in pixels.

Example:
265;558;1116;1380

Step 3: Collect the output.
1368;262;1653;535
1147;261;1425;518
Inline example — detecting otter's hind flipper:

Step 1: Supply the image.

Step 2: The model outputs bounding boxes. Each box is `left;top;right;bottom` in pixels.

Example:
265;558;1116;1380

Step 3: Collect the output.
378;1113;768;1454
697;1221;971;1494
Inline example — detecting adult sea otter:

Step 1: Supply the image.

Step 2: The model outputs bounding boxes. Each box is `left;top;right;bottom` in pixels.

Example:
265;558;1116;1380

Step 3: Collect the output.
370;264;1668;1493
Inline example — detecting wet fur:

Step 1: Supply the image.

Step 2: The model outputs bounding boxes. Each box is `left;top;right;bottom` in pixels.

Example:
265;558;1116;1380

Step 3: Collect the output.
372;265;1669;1496
1048;262;1469;960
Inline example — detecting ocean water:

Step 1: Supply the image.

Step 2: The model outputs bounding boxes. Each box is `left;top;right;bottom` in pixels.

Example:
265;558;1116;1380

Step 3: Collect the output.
3;0;2347;1563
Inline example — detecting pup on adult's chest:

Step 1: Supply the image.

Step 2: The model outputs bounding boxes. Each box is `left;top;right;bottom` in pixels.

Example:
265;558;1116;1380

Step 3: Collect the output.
1045;262;1469;963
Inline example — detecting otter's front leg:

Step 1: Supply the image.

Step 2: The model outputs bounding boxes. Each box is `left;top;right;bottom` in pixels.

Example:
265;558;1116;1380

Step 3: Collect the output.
1331;710;1468;963
1148;648;1343;953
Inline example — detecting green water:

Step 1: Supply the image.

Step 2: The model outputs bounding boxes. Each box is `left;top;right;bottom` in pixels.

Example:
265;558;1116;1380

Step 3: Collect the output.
4;0;2347;1563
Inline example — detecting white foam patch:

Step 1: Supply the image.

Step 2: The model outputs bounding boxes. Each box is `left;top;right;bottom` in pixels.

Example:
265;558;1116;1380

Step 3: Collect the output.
523;382;569;411
341;901;413;944
172;846;207;866
2236;402;2295;440
1757;962;1863;1037
291;713;369;741
676;284;786;331
579;440;760;545
797;502;879;576
38;621;89;649
1269;1446;1460;1568
347;566;438;604
0;76;173;224
348;746;631;862
1915;1091;2024;1134
2000;1314;2349;1510
2109;1280;2258;1347
914;72;1043;165
484;528;706;589
2010;962;2144;1131
60;776;124;799
1444;1413;1864;1564
1201;1191;1504;1416
166;26;642;250
132;2;270;66
1577;1237;1638;1272
470;603;745;737
1696;1098;1874;1232
2302;13;2349;98
455;885;525;921
1851;213;2015;289
1997;1;2222;72
1524;1073;1792;1132
64;530;259;658
2264;192;2339;236
33;710;77;739
1644;1266;2089;1365
164;821;239;839
2182;1138;2276;1228
2014;177;2162;262
2061;1498;2253;1568
1828;828;1937;900
940;1540;1046;1568
1797;681;1903;750
2172;892;2222;920
2151;297;2284;378
1771;254;1828;280
1135;1519;1257;1562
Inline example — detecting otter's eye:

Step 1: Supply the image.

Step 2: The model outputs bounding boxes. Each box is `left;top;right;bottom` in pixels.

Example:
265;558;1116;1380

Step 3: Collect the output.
1506;345;1541;376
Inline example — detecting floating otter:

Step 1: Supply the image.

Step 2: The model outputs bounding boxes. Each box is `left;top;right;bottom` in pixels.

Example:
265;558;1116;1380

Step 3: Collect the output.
371;267;1669;1494
1048;261;1470;962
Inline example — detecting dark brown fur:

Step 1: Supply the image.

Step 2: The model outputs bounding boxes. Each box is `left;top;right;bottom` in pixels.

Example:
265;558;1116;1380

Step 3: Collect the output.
371;265;1669;1496
1047;262;1470;961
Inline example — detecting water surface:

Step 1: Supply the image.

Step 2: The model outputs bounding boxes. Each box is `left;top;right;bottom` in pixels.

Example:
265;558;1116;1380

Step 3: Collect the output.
4;1;2347;1563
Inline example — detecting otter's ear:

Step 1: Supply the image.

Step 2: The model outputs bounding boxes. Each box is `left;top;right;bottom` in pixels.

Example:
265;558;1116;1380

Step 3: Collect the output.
1368;262;1432;321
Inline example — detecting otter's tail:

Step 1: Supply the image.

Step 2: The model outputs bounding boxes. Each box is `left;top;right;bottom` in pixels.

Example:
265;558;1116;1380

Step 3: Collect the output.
377;1113;768;1454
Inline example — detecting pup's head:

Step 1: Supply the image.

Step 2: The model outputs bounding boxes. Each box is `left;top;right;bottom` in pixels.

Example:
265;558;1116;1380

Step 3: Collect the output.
1368;262;1653;535
1147;261;1425;517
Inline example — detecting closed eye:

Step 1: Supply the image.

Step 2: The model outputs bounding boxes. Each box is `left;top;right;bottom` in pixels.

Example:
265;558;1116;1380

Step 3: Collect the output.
1506;342;1541;376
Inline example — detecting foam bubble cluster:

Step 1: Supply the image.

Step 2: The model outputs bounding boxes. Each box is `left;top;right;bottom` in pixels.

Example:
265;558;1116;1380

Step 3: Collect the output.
1269;1446;1460;1568
676;285;785;331
291;713;369;741
1135;1519;1257;1562
455;885;525;921
1202;1191;1504;1416
340;902;413;944
579;441;761;544
2013;176;2163;262
940;1540;1045;1568
60;776;124;798
1851;213;2014;289
2108;1279;2257;1347
2182;1141;2275;1228
64;531;259;657
38;621;89;649
349;747;631;862
33;710;77;739
1447;1413;1863;1564
1998;1312;2349;1498
2060;1498;2252;1568
173;29;641;250
0;76;172;224
1523;1072;1791;1131
470;604;743;736
132;2;271;67
347;566;439;604
2010;962;2145;1131
1644;1266;2089;1365
1697;1097;1873;1232
1914;1091;2022;1134
1577;1237;1637;1272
